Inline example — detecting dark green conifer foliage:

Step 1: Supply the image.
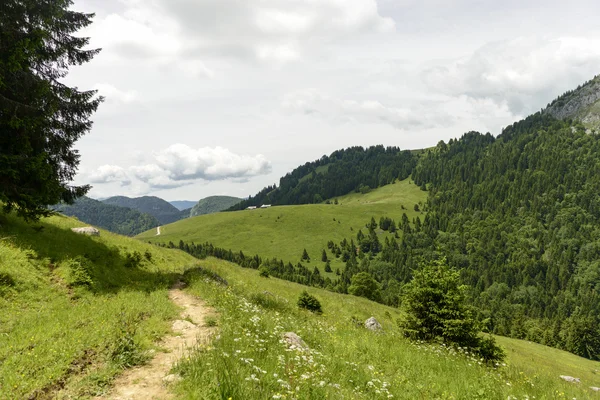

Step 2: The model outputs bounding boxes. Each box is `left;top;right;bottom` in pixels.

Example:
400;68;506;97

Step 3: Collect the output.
0;0;102;220
297;290;322;314
400;259;504;363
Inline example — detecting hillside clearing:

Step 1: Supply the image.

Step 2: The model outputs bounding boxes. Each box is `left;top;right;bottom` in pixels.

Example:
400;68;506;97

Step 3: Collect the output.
137;179;427;277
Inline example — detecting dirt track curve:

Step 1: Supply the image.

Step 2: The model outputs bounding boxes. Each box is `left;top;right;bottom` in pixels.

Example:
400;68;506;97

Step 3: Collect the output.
97;282;216;400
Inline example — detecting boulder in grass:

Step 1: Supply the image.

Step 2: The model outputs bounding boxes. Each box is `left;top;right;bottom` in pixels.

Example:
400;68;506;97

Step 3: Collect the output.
365;317;382;331
283;332;308;350
559;375;580;383
71;227;100;236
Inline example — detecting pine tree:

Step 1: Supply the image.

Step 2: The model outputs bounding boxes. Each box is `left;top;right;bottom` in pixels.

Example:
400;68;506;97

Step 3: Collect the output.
321;249;328;262
301;248;310;262
0;0;103;220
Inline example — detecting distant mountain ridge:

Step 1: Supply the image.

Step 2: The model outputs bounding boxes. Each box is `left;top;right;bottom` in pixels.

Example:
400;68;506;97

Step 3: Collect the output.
169;200;197;211
52;196;159;236
190;196;242;217
544;75;600;131
102;196;189;225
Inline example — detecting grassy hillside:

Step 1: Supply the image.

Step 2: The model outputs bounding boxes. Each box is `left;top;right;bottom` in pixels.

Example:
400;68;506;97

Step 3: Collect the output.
189;195;242;217
171;257;600;399
0;212;199;399
138;179;427;274
3;210;599;399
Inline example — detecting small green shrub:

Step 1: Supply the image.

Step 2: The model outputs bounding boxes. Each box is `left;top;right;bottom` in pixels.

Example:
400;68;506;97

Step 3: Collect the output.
124;251;143;268
476;335;506;364
297;290;322;314
205;316;218;327
0;272;15;287
249;292;289;312
65;256;93;288
110;313;147;368
258;266;270;278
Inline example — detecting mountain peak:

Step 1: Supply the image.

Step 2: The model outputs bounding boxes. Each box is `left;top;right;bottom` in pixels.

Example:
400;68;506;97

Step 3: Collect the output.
544;75;600;131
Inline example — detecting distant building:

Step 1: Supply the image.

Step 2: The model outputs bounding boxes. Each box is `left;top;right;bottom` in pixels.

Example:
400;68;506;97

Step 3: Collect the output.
246;206;257;210
260;204;272;208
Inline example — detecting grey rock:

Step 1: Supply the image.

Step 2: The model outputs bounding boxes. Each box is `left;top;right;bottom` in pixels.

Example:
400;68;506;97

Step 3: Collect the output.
365;317;382;331
591;386;600;392
283;332;308;350
559;375;580;383
71;227;100;236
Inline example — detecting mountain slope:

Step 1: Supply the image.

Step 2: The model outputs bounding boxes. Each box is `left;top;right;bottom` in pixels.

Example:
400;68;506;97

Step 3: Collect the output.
53;196;159;236
176;249;600;399
544;74;600;131
138;178;427;302
0;212;200;398
4;212;598;399
228;145;417;210
189;195;242;217
409;112;600;359
102;196;189;225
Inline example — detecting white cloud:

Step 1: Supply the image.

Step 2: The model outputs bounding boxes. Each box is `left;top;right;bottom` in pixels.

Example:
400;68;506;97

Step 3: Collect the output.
422;36;600;114
282;89;446;130
86;0;394;66
129;145;272;190
88;165;131;185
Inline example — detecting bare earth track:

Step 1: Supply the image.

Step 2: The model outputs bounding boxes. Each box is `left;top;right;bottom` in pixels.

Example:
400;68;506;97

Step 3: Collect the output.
97;283;215;400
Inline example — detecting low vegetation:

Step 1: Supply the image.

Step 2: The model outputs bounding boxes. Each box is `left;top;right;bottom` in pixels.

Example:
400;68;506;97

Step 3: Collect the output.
171;258;600;399
0;213;198;398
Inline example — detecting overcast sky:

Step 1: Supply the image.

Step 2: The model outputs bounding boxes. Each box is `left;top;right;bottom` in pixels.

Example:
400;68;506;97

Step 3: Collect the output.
69;0;600;201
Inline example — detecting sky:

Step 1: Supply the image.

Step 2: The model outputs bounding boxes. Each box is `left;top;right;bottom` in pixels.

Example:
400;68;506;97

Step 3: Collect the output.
68;0;600;201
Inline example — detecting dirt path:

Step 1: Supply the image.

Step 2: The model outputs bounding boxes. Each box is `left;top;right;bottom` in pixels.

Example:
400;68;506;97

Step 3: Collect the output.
156;226;161;236
98;283;216;400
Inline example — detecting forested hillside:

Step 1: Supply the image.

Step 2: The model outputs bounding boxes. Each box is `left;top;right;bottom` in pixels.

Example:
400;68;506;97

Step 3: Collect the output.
102;196;189;225
164;81;600;361
398;113;600;359
189;196;242;217
228;145;417;210
53;197;159;236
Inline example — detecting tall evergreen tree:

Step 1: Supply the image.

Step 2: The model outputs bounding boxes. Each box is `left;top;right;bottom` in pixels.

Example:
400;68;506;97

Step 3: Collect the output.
0;0;102;220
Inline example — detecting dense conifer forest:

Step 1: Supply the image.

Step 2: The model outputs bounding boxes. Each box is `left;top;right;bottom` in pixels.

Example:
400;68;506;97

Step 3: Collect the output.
228;145;417;210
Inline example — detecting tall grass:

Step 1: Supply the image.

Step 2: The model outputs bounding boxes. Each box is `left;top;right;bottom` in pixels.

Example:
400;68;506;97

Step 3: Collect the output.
173;260;600;399
0;213;199;399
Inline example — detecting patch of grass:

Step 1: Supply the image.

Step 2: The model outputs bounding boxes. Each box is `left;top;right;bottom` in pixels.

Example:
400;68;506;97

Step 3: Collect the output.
172;257;600;399
0;212;200;399
138;179;427;279
204;316;218;327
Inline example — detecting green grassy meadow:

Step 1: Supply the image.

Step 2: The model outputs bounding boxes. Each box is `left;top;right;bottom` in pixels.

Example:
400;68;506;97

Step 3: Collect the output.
2;210;600;399
173;257;600;399
137;179;427;276
0;212;199;399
